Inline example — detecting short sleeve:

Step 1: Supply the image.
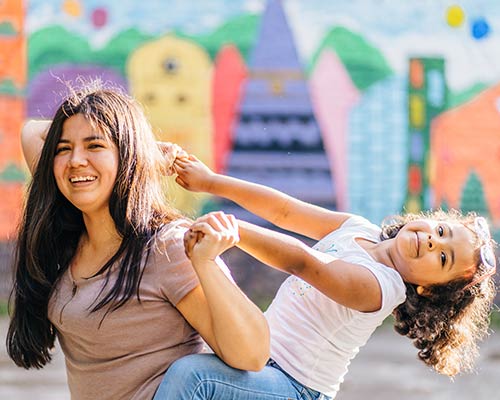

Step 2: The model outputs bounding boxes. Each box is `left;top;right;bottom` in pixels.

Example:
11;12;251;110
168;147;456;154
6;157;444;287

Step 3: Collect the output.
151;220;200;305
151;219;235;306
357;260;406;317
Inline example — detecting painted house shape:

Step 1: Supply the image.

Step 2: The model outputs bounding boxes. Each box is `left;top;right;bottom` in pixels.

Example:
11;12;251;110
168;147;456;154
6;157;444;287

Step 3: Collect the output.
431;84;500;223
348;76;407;224
225;0;334;223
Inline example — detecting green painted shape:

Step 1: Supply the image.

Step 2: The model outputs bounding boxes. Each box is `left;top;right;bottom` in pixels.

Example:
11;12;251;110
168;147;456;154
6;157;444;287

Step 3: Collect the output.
28;26;92;79
94;28;154;76
0;163;26;182
0;21;17;36
447;82;489;110
0;79;24;96
309;27;393;91
177;13;260;62
459;171;490;217
28;14;258;80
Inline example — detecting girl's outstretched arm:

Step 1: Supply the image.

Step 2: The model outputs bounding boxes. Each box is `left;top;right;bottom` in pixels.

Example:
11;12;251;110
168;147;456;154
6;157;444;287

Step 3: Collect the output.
21;120;51;174
237;219;382;313
176;212;270;371
174;155;352;240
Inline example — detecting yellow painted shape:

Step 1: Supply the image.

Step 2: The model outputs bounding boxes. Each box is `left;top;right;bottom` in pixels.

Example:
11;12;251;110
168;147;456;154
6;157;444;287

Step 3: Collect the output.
406;196;421;214
62;0;82;17
410;94;425;129
127;35;213;215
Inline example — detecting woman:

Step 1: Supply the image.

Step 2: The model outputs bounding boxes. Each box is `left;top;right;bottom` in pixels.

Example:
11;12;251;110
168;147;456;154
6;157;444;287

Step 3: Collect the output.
7;82;269;400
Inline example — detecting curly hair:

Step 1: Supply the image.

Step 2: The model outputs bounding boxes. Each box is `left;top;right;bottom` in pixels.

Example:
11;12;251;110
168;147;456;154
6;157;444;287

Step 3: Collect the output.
382;209;497;376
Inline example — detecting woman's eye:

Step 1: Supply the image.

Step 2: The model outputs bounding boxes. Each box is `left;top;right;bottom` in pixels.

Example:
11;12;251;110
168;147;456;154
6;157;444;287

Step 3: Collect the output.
441;252;447;267
438;226;444;236
55;147;69;154
88;143;103;149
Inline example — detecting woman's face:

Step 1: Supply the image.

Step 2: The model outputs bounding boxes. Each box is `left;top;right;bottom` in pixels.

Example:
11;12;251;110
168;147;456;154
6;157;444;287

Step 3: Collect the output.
53;114;119;217
390;218;477;286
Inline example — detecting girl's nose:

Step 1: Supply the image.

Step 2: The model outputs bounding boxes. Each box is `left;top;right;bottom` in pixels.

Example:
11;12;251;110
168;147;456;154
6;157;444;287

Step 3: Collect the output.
427;234;434;250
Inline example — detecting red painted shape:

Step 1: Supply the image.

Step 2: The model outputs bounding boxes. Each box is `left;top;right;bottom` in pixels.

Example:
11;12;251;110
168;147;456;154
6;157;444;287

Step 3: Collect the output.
212;44;247;173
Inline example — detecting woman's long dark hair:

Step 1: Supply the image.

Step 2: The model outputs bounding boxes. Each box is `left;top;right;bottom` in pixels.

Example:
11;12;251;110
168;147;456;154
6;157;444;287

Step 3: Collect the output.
383;209;496;376
7;82;182;369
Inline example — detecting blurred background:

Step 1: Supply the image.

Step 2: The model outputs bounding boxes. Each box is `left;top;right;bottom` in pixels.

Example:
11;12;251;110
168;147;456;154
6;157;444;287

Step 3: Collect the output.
1;0;500;397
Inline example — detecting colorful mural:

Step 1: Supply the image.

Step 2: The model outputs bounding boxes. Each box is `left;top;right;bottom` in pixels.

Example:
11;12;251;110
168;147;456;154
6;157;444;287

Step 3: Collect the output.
0;0;26;241
1;0;500;239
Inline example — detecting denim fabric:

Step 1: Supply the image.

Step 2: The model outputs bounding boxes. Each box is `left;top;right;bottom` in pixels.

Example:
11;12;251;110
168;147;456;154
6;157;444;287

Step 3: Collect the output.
153;354;332;400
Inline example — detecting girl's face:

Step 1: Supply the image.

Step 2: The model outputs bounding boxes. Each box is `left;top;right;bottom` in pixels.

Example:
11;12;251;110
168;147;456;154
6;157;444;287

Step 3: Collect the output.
390;218;477;286
53;114;119;217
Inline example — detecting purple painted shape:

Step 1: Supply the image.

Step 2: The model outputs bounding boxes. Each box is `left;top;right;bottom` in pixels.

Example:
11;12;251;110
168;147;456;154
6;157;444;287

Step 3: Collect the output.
309;49;360;211
27;65;128;118
250;0;302;70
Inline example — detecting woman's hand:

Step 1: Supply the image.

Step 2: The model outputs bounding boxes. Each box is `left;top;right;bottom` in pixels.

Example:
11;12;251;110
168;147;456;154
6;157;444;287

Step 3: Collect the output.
174;155;216;193
157;141;188;176
184;212;239;264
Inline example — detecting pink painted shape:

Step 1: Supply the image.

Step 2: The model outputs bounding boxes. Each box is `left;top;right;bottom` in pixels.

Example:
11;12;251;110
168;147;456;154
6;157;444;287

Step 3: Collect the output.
212;44;247;173
309;49;360;211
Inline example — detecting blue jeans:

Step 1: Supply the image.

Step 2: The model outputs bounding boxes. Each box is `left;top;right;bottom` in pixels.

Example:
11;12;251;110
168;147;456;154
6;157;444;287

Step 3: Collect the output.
153;354;331;400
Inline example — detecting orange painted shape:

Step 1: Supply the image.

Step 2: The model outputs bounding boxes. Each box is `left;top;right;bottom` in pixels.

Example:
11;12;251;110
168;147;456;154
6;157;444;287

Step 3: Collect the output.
0;36;26;86
408;164;422;194
0;96;24;168
0;183;23;241
431;84;500;223
410;59;424;89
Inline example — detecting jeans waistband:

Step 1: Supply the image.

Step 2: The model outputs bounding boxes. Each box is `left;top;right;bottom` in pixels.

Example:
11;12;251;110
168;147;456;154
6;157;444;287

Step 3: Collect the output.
267;359;330;400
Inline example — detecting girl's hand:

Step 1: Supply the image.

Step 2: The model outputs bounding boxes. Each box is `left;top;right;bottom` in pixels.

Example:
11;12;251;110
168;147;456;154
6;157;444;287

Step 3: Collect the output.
183;212;239;263
157;141;188;176
174;155;216;193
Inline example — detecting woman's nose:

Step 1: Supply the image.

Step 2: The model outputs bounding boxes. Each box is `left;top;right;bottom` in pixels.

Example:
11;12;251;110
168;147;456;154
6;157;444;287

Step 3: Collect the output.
69;149;88;167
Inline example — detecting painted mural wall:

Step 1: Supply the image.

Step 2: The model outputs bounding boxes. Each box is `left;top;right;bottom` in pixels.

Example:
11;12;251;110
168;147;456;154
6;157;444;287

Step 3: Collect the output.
1;0;500;240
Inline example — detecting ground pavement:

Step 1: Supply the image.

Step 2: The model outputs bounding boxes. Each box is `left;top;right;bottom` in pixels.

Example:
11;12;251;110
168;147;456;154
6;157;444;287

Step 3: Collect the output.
1;317;499;400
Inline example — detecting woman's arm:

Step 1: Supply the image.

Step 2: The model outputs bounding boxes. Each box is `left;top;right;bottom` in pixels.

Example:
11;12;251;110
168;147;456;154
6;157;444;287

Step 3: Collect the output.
176;212;270;371
237;219;382;313
174;155;352;240
21;120;51;174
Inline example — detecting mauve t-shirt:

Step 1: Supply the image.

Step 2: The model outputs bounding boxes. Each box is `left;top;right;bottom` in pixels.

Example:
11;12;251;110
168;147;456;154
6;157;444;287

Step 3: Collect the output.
48;219;229;400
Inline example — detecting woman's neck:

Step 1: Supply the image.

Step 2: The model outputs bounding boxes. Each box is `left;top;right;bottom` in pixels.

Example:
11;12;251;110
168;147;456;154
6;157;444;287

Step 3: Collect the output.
81;210;122;255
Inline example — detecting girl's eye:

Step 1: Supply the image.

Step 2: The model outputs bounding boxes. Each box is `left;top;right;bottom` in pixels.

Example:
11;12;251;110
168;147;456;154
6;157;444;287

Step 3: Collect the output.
438;226;444;236
441;252;447;267
88;143;104;149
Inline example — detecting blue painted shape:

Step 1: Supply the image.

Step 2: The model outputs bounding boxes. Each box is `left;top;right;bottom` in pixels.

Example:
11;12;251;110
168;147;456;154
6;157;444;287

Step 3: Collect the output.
348;75;408;224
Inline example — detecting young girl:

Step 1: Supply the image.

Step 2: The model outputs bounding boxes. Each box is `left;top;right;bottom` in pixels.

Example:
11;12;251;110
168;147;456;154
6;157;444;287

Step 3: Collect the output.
154;155;497;400
6;83;269;400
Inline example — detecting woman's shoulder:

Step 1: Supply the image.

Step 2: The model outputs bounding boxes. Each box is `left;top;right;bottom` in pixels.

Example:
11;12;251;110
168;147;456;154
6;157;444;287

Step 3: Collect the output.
151;218;191;258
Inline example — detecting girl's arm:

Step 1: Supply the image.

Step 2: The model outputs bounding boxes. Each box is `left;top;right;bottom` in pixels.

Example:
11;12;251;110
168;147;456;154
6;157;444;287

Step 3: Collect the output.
237;219;382;313
21;120;51;174
174;156;352;240
176;212;270;371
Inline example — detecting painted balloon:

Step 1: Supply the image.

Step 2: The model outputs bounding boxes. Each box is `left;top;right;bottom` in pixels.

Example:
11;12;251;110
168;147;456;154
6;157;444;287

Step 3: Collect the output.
446;5;465;28
62;0;82;17
471;18;490;39
92;8;108;28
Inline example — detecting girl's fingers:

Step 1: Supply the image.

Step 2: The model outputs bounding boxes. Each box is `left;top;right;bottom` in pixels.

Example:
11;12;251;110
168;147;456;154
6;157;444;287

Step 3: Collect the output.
175;176;189;189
